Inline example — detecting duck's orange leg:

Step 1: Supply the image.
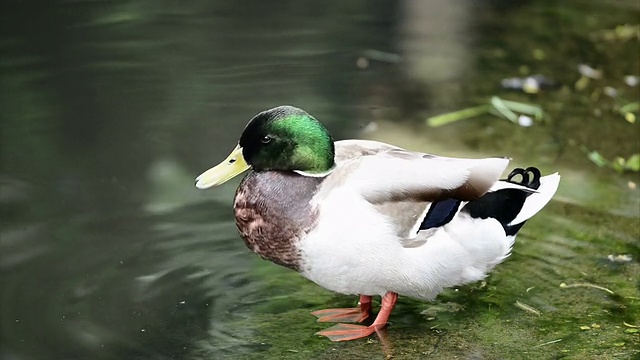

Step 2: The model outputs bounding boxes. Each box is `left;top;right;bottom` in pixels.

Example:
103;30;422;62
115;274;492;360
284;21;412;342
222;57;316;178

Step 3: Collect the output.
311;295;372;323
316;292;398;342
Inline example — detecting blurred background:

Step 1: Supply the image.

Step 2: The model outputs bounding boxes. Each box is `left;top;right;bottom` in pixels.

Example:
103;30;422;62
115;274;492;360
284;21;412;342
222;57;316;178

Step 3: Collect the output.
0;1;638;359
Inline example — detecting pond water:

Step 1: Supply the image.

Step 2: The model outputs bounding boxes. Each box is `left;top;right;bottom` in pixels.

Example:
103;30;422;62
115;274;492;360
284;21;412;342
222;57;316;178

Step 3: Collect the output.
1;1;638;359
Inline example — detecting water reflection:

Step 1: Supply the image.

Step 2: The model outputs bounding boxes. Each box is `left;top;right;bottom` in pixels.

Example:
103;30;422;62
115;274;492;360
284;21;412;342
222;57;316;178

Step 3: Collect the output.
1;192;252;359
1;0;639;359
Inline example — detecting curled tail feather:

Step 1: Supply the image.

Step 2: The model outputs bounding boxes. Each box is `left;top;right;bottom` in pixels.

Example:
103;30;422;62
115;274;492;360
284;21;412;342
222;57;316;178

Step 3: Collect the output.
462;167;560;236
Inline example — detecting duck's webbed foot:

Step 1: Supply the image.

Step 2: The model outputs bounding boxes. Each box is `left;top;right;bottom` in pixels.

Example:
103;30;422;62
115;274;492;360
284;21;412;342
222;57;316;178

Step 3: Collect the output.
311;295;372;323
316;292;398;342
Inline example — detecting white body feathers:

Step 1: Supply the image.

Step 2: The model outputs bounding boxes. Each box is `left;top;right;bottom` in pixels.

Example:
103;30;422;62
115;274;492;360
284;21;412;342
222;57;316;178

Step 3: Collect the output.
298;140;560;300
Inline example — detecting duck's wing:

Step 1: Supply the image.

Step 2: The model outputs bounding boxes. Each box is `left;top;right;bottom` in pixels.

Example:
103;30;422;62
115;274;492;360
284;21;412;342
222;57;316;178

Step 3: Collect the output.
330;140;509;204
322;140;509;245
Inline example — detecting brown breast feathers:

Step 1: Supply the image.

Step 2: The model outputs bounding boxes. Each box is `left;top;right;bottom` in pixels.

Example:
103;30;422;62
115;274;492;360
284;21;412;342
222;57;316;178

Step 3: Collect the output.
233;171;322;271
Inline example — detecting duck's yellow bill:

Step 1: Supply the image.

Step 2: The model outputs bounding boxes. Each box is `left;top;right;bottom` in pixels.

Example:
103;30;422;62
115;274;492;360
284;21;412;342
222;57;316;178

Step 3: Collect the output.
195;145;249;189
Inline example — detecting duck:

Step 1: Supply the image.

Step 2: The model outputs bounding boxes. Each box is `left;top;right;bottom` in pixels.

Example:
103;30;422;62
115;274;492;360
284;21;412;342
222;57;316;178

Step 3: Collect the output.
195;105;560;342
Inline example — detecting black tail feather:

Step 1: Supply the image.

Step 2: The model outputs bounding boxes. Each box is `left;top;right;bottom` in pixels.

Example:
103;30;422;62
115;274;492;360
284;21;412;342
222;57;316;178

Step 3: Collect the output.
462;167;542;236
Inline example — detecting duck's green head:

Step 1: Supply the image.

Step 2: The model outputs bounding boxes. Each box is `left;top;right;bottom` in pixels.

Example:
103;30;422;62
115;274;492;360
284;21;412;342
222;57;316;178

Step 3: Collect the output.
196;106;335;189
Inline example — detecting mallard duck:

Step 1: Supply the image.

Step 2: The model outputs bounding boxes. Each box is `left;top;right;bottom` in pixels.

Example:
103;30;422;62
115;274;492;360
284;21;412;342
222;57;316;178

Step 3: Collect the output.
195;105;560;342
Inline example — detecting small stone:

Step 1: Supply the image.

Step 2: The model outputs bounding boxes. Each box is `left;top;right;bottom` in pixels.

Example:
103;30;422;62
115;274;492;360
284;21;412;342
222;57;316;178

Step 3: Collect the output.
624;75;639;87
518;115;533;127
523;77;541;93
603;86;617;98
580;325;591;330
356;57;369;69
578;64;602;79
607;254;633;262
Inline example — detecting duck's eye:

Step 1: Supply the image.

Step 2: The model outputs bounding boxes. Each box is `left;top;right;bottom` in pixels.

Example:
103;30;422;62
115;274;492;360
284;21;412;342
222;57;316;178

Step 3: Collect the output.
261;135;272;144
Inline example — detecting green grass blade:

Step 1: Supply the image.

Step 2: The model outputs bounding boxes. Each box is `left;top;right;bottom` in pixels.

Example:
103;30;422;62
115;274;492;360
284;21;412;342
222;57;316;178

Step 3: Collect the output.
426;105;491;127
